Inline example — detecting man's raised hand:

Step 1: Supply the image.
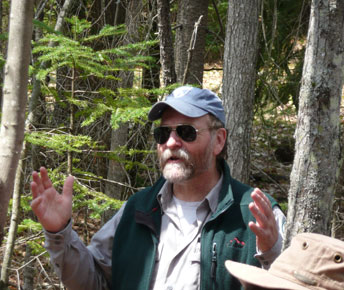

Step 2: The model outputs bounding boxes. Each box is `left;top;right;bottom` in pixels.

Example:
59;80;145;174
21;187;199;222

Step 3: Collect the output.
248;188;278;253
31;167;74;233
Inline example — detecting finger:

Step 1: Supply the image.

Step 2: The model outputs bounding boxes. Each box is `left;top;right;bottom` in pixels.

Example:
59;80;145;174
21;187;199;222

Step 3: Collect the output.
248;220;263;237
252;188;271;206
62;176;74;199
39;167;53;190
31;181;39;199
30;194;43;211
249;201;267;227
32;171;45;194
251;189;272;217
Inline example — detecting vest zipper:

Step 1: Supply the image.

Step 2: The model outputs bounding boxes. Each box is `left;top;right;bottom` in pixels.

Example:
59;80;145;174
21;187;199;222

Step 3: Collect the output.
200;201;233;289
211;242;217;280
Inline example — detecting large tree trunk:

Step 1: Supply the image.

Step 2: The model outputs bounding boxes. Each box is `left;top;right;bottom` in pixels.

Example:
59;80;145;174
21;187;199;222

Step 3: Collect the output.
222;0;260;183
0;0;33;247
174;0;209;85
284;0;344;248
157;0;176;86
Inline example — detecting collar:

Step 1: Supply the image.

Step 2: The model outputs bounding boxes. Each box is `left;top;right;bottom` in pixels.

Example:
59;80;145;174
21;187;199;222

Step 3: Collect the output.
157;174;224;214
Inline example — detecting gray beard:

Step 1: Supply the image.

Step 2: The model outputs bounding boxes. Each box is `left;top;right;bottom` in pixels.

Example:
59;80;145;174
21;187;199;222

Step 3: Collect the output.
162;162;193;183
160;148;194;183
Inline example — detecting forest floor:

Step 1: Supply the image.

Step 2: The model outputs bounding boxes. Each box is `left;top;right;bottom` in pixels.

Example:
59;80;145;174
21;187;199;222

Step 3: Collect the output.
2;66;343;289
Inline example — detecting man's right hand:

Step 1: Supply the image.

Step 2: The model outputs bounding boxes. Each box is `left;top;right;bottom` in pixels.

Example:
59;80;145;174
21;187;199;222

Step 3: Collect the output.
31;167;74;233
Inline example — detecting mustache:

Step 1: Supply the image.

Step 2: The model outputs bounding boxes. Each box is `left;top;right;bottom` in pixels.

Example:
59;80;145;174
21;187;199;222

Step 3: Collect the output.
160;148;190;164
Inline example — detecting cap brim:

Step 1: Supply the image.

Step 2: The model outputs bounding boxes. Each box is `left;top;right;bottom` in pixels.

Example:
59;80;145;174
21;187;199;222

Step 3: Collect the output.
225;260;310;290
148;99;208;121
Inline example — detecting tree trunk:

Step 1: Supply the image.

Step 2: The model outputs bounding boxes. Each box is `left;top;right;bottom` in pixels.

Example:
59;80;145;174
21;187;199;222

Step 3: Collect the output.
0;0;33;246
0;0;3;106
222;0;260;183
103;123;129;221
0;146;26;285
23;244;35;290
103;0;143;224
174;0;209;85
284;0;344;248
157;0;176;86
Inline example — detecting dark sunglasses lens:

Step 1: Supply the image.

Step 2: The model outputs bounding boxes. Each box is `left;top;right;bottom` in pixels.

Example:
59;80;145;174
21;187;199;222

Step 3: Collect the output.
154;127;171;144
177;125;197;142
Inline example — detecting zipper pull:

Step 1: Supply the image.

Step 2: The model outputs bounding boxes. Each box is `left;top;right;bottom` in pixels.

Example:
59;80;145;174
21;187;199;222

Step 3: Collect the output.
211;242;217;279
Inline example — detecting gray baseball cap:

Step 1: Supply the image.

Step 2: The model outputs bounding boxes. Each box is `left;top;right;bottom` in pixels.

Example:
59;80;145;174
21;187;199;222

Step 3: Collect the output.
148;86;226;126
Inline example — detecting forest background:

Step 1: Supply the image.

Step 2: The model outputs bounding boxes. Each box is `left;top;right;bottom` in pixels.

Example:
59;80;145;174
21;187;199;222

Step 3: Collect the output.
0;0;343;289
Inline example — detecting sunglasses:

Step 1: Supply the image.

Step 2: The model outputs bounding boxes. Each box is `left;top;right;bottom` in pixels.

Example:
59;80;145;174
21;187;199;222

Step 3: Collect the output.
153;124;211;144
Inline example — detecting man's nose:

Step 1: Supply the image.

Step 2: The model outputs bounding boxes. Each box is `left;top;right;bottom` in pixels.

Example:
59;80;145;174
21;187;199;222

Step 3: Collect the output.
165;130;182;148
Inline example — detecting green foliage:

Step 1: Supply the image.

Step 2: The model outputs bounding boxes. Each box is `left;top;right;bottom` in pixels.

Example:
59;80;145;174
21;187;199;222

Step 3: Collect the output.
84;24;127;42
32;16;159;132
0;57;5;71
33;19;62;35
72;178;125;219
77;86;177;130
33;33;111;80
20;195;33;213
25;132;98;155
65;16;91;35
279;202;288;215
27;240;47;256
17;219;43;234
32;17;157;81
0;35;6;69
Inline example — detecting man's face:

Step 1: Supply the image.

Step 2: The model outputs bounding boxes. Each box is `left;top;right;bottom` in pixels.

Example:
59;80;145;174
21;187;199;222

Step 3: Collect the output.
157;108;218;184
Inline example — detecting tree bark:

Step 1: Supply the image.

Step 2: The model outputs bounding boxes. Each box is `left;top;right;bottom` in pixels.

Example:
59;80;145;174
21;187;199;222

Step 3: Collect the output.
157;0;176;86
174;0;209;85
284;0;344;248
103;0;143;224
0;0;4;108
222;0;260;183
23;244;35;290
0;0;34;246
0;146;26;285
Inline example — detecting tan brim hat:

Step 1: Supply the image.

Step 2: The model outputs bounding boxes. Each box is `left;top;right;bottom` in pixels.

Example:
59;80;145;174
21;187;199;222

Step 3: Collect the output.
225;260;309;290
225;233;344;290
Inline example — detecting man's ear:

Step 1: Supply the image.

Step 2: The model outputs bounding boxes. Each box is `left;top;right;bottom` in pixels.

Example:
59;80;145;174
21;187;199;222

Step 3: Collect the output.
213;128;227;155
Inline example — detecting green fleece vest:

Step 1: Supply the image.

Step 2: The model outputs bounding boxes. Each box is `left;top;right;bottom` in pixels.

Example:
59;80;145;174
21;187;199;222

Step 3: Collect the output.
111;161;278;290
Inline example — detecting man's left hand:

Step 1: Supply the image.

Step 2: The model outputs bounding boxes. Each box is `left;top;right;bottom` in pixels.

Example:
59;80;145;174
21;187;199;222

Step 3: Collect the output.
248;188;278;253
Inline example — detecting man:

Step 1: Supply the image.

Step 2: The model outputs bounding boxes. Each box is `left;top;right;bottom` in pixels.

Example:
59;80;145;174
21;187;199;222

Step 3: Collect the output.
225;232;344;289
31;86;285;290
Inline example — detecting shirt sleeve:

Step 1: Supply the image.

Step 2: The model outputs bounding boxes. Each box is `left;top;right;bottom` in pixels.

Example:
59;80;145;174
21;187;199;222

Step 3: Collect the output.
44;204;126;290
254;205;286;269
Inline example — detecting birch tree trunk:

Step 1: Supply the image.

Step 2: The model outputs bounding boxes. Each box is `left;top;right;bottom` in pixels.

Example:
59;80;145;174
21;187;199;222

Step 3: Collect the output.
0;0;3;105
0;0;34;246
0;146;26;285
284;0;344;248
222;0;260;183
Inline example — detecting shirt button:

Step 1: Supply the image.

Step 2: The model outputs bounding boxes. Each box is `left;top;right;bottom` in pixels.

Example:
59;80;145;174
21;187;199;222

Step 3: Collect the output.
166;287;173;290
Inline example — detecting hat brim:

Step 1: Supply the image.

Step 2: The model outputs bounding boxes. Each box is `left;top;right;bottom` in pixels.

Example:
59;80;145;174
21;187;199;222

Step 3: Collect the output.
148;99;208;121
225;260;310;290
